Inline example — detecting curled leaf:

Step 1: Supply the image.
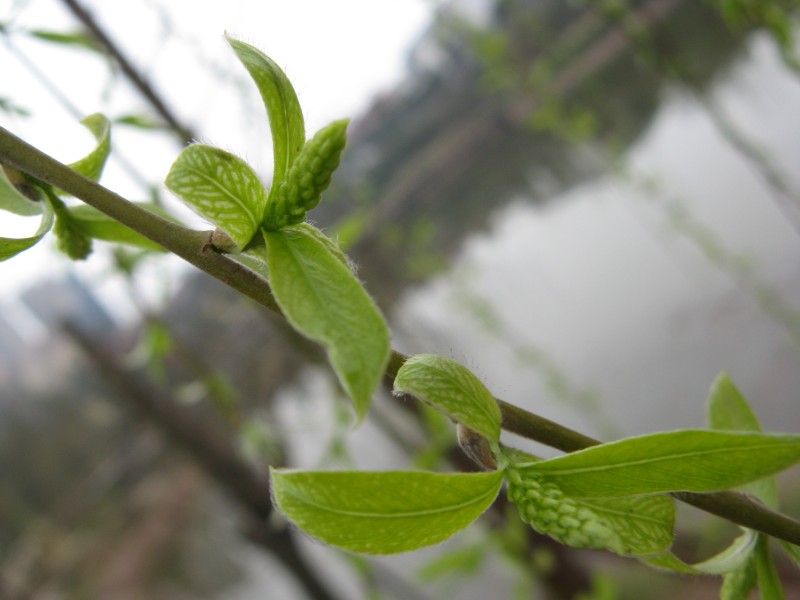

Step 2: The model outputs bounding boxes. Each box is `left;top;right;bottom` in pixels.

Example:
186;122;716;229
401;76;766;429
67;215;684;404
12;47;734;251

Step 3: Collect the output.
69;113;111;182
0;197;54;261
394;354;502;443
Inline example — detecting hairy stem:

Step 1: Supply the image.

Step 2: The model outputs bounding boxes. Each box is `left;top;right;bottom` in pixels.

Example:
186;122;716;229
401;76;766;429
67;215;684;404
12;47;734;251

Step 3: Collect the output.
2;124;799;546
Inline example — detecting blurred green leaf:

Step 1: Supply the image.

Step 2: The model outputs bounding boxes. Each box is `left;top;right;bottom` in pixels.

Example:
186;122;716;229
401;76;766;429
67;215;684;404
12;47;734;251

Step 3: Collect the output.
0;197;54;261
112;113;167;130
68;113;111;182
754;536;787;600
417;542;486;582
0;165;42;216
645;528;757;574
67;204;165;251
27;29;101;52
720;552;757;600
707;372;779;507
0;97;31;117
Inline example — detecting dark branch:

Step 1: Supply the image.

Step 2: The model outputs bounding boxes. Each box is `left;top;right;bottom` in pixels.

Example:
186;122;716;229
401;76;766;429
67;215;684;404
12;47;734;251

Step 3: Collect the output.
60;0;197;145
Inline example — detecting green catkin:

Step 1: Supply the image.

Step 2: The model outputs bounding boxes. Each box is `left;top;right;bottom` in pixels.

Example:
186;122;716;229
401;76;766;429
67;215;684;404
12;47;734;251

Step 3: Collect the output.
263;119;349;230
506;466;617;551
53;210;92;259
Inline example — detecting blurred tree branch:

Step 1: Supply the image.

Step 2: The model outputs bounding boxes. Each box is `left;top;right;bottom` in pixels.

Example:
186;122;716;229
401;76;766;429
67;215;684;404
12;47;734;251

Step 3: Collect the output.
60;0;197;145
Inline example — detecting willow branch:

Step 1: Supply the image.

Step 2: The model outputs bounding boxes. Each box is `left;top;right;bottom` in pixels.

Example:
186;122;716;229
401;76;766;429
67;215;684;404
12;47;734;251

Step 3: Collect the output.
2;124;799;547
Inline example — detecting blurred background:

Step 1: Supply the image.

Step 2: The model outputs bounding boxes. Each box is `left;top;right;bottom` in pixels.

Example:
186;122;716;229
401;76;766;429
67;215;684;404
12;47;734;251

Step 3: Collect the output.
1;0;799;598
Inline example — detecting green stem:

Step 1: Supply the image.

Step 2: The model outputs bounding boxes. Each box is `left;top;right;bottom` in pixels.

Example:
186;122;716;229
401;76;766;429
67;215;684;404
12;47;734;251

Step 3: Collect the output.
0;126;280;314
2;124;800;547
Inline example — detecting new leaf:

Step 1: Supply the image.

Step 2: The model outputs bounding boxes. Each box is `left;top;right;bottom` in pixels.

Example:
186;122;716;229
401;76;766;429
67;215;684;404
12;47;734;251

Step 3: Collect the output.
227;36;305;193
271;469;504;554
517;429;800;497
394;354;502;443
165;144;268;249
255;225;390;420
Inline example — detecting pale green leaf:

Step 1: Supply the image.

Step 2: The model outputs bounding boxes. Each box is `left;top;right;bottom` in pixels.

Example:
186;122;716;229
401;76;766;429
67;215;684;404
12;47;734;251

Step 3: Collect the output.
506;467;674;556
721;552;757;600
165;144;267;249
27;29;101;52
707;372;761;432
0;165;42;216
755;536;787;600
573;495;675;556
644;528;758;574
68;113;111;182
0;198;54;261
67;204;165;251
393;354;502;443
779;541;800;567
270;468;504;554
254;225;390;419
517;429;800;497
113;113;166;130
707;372;779;507
226;36;305;191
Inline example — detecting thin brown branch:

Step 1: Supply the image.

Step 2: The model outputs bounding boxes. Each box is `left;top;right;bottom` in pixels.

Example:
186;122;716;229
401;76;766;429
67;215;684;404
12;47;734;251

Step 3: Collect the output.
60;0;197;145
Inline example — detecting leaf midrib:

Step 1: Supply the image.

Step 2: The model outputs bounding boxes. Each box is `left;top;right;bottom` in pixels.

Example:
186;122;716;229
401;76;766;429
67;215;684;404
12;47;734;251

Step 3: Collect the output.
529;441;798;477
285;480;501;520
183;163;259;228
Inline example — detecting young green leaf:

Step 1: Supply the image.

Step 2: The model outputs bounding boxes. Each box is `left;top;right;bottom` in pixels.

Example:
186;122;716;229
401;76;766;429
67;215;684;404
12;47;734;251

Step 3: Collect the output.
113;113;167;130
165;144;268;249
67;204;166;251
264;119;349;229
720;552;757;600
755;536;787;600
516;429;800;497
27;29;101;53
780;541;800;565
68;113;111;182
0;198;54;261
226;36;305;191
270;468;504;554
707;372;779;507
707;372;760;432
1;165;42;216
506;467;675;556
254;225;390;420
393;354;502;443
644;528;758;575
